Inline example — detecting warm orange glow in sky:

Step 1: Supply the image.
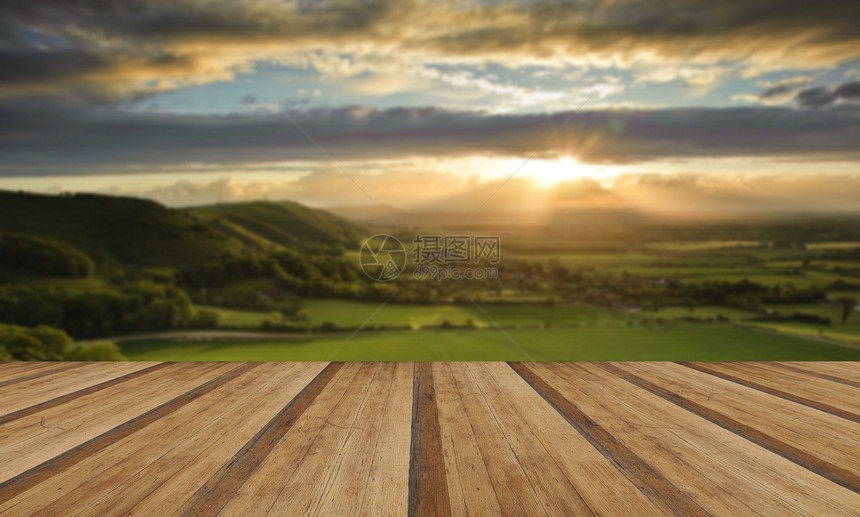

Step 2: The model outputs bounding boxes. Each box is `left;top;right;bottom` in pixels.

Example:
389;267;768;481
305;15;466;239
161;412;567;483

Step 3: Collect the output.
1;0;860;216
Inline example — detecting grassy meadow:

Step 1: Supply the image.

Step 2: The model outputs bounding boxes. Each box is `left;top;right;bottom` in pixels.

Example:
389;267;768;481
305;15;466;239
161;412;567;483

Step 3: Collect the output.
120;324;860;361
125;235;860;360
3;192;860;362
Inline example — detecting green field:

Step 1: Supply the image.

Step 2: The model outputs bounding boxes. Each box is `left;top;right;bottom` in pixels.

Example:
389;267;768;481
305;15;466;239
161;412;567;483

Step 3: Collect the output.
805;242;860;250
646;240;763;251
120;323;860;361
637;306;758;321
201;300;631;329
195;305;271;326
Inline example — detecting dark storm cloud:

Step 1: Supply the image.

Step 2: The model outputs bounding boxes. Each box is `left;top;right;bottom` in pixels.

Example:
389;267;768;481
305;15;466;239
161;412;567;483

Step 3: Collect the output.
0;0;398;97
2;103;859;176
2;0;860;98
835;81;860;100
743;79;860;107
795;80;860;107
760;85;793;99
795;86;838;108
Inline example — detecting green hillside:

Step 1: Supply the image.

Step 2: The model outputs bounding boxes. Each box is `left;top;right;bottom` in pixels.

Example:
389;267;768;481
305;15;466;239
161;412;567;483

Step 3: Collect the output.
0;191;366;268
188;201;367;252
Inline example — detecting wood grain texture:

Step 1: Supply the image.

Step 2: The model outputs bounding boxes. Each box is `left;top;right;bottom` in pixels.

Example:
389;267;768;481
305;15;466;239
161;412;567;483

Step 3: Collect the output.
180;361;342;516
0;361;857;516
511;362;706;516
533;362;860;516
0;363;308;515
679;362;860;422
763;361;860;388
0;362;158;416
0;363;82;383
602;362;860;494
0;362;169;426
0;363;250;505
408;362;450;517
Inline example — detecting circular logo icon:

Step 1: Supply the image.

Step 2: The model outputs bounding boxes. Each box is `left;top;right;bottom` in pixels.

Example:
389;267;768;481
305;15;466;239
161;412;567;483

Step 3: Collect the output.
359;234;406;281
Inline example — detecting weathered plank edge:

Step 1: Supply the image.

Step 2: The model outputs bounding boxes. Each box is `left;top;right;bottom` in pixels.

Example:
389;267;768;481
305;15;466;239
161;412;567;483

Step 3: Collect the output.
509;362;709;517
180;362;342;517
600;362;860;495
408;363;452;517
678;362;860;423
0;363;171;426
0;363;258;505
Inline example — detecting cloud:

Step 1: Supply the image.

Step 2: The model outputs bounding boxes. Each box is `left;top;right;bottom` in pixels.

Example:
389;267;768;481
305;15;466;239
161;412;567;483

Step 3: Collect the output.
2;102;860;176
634;66;727;88
835;81;860;100
733;76;815;104
82;170;860;217
755;75;815;89
795;80;860;107
2;0;860;100
612;172;860;215
795;86;837;107
738;79;860;107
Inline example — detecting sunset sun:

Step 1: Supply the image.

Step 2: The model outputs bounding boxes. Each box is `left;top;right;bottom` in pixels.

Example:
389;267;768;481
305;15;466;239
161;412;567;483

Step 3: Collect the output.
533;158;586;187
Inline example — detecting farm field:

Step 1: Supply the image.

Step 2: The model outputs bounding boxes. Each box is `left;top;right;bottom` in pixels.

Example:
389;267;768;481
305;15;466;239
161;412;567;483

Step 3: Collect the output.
645;240;763;251
194;305;271;326
198;299;630;329
4;192;860;363
119;323;860;361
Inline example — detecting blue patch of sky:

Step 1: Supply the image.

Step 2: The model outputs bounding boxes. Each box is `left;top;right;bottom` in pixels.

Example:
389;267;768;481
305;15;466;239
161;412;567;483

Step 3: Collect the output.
125;56;860;115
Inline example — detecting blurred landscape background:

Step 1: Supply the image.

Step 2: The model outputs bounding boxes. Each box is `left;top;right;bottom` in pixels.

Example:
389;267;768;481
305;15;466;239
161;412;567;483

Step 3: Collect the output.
2;1;860;361
2;189;859;361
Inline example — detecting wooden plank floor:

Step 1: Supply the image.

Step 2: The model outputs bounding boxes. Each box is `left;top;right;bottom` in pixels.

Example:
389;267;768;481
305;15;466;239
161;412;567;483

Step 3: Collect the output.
0;362;858;516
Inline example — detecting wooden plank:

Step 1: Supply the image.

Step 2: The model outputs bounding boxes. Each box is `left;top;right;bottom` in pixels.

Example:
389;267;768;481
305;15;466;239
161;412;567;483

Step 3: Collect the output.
358;362;413;517
0;363;252;504
78;362;327;516
0;361;856;515
218;362;368;515
772;362;860;388
511;362;702;516
680;362;860;420
799;362;860;383
536;362;860;516
0;363;170;426
467;363;599;516
0;362;164;416
0;363;233;480
263;363;383;516
0;363;308;515
314;363;398;516
178;362;342;516
0;362;93;392
443;362;548;516
408;362;450;517
602;362;860;493
0;363;231;480
0;363;72;383
434;362;503;517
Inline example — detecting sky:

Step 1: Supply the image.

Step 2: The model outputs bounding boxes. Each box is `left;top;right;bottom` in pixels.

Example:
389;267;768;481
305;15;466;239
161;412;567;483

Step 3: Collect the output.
1;0;860;218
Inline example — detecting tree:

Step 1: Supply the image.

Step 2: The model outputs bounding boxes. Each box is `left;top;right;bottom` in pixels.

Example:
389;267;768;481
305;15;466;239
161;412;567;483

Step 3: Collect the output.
66;342;126;361
835;297;857;324
0;324;73;360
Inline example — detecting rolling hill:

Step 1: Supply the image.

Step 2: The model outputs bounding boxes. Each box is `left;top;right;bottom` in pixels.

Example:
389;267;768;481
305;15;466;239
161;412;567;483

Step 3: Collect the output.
0;191;368;268
188;201;368;251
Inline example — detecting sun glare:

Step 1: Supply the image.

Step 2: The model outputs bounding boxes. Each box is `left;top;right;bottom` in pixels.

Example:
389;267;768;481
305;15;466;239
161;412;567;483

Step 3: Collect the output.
533;157;591;188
